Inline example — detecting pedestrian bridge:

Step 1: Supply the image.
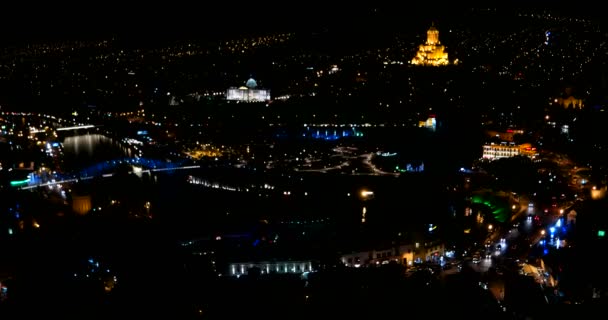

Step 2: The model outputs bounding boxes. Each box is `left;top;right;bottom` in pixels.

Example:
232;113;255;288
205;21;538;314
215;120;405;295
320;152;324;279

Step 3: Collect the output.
77;157;198;178
56;124;98;131
15;157;200;190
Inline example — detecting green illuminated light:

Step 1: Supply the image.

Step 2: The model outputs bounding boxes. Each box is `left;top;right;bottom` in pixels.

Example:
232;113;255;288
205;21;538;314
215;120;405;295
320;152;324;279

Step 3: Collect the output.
10;178;30;187
471;193;509;223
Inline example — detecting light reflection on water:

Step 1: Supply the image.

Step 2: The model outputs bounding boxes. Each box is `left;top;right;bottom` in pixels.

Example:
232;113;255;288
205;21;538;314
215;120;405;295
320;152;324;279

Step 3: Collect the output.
62;134;132;169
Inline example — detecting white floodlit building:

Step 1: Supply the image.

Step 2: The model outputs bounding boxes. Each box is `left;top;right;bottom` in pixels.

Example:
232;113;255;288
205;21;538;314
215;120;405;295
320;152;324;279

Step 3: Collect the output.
226;78;271;102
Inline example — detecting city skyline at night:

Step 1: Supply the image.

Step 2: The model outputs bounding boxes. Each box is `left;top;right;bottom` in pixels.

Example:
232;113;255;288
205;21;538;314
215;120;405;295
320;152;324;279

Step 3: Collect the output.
1;4;608;318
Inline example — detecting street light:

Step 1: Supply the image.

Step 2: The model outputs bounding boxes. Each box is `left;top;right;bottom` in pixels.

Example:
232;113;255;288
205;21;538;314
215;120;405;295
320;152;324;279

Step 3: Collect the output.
488;224;493;232
360;190;374;197
540;229;546;236
360;190;374;200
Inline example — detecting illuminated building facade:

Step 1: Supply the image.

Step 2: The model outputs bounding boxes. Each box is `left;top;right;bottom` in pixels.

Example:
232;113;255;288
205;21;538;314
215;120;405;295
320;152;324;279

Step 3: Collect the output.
72;194;92;215
418;115;437;131
411;24;451;66
554;96;583;109
553;87;584;109
341;242;446;267
482;142;538;160
226;78;271;102
591;186;607;200
229;260;314;277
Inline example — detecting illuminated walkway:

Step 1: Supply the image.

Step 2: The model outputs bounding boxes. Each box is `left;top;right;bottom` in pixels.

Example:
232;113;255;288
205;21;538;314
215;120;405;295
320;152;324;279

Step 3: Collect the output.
56;124;98;131
296;152;401;177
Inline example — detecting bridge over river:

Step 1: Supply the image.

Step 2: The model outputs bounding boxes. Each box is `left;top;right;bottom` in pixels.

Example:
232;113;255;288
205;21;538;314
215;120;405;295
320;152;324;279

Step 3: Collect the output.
15;157;200;190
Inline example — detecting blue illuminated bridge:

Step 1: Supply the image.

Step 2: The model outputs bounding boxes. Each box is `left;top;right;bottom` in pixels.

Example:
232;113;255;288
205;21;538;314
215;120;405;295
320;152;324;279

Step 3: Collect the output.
17;157;200;190
76;157;199;178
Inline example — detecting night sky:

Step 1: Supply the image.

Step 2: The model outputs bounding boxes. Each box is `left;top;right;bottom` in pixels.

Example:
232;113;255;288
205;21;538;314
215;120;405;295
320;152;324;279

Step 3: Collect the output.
0;2;603;43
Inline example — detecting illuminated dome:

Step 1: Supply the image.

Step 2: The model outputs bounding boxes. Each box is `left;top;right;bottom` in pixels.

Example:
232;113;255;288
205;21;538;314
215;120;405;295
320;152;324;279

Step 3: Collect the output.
245;78;258;89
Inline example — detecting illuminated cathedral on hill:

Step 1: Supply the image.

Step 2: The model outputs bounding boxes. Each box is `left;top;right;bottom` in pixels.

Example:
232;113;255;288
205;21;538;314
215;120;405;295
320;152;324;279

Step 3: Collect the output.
411;23;453;66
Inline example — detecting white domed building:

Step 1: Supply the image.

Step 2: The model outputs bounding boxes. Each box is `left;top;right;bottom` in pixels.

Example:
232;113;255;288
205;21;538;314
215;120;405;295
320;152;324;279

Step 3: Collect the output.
226;77;271;102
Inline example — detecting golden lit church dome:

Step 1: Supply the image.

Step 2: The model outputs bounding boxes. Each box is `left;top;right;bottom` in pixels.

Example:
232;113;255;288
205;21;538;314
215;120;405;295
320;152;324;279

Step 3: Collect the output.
411;23;452;66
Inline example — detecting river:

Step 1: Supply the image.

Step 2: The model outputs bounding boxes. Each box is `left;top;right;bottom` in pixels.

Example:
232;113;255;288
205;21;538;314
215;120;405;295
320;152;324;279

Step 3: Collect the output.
59;133;453;242
61;133;132;171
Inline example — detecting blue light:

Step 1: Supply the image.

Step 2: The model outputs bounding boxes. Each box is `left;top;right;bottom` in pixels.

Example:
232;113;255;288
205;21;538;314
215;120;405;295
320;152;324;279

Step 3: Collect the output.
302;128;362;140
550;227;555;234
543;249;549;255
